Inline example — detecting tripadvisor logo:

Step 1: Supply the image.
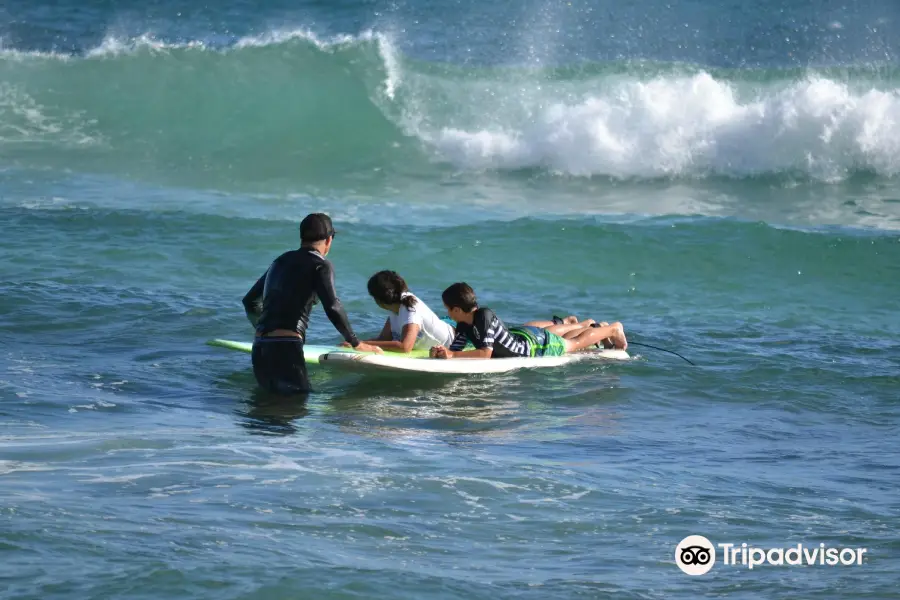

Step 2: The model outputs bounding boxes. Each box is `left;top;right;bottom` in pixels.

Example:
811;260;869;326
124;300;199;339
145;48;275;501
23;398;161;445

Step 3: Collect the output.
675;535;868;575
675;535;715;575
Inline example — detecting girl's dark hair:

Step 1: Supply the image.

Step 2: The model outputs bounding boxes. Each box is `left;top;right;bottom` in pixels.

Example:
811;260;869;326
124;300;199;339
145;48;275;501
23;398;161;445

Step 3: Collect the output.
367;270;417;309
442;282;478;312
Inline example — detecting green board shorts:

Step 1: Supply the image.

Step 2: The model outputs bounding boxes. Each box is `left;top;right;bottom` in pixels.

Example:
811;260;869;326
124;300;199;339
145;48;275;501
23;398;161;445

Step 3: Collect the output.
508;326;568;357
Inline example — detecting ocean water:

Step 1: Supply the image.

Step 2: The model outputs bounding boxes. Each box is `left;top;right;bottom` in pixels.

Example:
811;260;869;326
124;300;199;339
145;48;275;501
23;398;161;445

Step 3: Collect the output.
2;0;899;598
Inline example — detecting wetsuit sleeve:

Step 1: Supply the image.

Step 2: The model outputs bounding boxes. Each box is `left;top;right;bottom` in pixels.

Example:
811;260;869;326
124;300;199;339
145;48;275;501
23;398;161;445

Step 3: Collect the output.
314;261;360;347
242;271;266;327
448;328;469;351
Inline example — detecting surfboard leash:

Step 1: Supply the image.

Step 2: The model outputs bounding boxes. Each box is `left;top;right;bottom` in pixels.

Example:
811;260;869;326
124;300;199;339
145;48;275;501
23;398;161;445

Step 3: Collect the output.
556;316;697;366
625;341;696;366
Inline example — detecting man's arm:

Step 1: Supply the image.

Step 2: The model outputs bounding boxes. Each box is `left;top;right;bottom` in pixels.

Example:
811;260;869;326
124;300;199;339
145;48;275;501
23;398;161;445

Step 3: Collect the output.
314;261;360;348
242;271;266;327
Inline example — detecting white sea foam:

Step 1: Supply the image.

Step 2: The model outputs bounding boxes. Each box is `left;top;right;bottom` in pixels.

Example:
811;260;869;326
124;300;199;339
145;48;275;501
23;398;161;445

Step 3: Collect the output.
418;73;900;181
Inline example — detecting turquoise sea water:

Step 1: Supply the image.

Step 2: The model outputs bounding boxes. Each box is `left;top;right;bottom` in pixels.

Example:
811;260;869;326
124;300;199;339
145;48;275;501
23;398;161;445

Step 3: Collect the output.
2;1;899;598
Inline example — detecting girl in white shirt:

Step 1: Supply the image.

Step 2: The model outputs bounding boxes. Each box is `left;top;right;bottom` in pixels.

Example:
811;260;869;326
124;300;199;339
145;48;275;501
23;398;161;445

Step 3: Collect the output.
360;270;457;353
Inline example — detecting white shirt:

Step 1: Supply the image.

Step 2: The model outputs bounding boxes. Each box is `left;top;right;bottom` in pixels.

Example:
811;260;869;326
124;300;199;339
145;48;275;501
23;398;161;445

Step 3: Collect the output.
388;292;456;349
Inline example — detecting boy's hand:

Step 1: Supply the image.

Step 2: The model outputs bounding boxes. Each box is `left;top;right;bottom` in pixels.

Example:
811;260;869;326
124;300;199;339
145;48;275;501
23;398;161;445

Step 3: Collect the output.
430;345;452;359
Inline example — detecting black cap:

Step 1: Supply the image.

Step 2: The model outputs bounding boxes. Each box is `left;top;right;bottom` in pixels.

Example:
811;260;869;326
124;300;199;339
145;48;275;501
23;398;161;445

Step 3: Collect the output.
300;213;336;242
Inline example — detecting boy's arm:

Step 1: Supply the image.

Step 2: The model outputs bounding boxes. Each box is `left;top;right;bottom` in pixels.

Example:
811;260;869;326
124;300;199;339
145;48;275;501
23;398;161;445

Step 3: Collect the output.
433;326;493;359
438;346;493;359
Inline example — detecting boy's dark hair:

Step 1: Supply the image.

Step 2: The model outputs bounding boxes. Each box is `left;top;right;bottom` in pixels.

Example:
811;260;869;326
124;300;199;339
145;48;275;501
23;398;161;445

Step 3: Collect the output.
442;282;478;312
367;270;417;309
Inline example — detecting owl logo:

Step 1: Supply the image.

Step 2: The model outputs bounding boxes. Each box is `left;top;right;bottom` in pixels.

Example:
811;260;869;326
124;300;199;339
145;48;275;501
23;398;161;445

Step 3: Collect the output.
680;545;712;565
675;535;716;575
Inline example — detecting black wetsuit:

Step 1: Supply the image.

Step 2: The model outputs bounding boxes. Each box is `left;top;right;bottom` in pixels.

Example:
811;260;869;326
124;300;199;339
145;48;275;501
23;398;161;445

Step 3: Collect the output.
242;248;359;394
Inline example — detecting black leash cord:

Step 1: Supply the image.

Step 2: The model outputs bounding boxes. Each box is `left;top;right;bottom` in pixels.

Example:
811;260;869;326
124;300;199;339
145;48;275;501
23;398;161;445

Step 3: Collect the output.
552;316;696;366
627;341;696;366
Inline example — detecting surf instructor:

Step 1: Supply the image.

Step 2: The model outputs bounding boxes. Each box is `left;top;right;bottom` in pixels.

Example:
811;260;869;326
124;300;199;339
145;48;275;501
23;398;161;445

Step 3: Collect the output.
242;213;381;395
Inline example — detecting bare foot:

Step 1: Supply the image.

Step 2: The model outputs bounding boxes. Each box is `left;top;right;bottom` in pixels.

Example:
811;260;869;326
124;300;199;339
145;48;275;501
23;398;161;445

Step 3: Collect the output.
592;322;615;349
609;322;627;350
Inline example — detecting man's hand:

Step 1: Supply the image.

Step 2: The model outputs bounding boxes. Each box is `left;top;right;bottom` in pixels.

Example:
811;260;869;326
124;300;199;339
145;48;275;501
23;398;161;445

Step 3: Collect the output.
430;345;453;359
354;342;383;354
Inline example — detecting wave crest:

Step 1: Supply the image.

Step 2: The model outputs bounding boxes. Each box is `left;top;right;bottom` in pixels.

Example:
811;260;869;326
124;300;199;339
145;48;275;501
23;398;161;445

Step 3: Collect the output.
2;29;900;185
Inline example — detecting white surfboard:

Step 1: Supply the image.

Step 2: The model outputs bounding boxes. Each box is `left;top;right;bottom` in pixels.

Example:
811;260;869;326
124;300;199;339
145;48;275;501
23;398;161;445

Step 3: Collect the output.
206;339;431;364
319;348;630;374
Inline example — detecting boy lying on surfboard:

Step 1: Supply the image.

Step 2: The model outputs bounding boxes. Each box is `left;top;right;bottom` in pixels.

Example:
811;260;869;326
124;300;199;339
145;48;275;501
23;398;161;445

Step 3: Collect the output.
429;282;628;360
345;270;601;354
